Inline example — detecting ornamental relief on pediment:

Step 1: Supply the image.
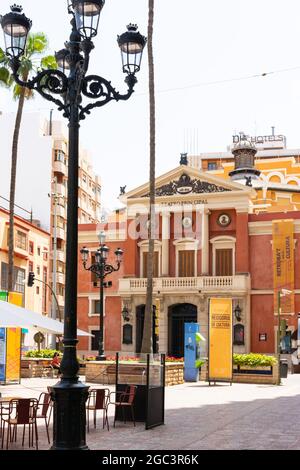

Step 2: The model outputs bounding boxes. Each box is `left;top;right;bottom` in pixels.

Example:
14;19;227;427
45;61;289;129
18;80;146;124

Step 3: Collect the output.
143;174;231;197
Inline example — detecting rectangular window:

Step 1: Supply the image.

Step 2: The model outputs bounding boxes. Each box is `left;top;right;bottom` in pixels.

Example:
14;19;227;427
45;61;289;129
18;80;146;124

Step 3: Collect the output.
55;150;66;163
16;230;27;251
57;284;64;296
91;330;100;351
92;300;100;314
1;263;26;298
208;162;217;170
178;250;195;277
37;247;41;256
29;241;34;255
216;249;233;276
36;286;40;295
29;261;33;272
57;261;65;274
37;266;40;276
143;251;159;278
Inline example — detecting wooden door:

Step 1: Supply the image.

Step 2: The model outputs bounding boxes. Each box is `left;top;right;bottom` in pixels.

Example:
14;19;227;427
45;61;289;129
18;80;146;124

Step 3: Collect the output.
178;250;195;277
216;249;233;276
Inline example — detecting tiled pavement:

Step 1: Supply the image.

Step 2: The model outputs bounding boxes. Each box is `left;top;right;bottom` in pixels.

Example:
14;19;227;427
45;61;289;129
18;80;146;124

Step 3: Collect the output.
1;374;300;450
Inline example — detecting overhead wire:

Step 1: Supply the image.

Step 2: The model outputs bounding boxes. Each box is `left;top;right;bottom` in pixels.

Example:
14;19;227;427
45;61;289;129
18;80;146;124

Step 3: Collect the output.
136;65;300;96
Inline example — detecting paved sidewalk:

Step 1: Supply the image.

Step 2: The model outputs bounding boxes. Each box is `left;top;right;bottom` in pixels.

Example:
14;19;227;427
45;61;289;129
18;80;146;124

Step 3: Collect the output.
1;374;300;450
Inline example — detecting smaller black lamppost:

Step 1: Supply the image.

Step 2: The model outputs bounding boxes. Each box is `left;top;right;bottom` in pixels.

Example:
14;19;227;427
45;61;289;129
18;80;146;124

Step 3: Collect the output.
80;231;123;360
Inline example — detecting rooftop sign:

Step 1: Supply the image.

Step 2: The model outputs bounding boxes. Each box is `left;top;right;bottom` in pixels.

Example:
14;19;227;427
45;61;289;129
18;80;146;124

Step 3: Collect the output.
232;134;286;150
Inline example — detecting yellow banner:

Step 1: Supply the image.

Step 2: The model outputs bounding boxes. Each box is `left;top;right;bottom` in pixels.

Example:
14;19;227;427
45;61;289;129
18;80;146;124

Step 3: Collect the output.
209;298;232;382
272;220;294;314
8;292;23;307
6;292;22;382
6;328;21;382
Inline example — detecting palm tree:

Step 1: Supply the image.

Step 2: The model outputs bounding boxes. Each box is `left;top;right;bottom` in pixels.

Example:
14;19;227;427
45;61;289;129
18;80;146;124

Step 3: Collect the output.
141;0;156;354
0;33;56;293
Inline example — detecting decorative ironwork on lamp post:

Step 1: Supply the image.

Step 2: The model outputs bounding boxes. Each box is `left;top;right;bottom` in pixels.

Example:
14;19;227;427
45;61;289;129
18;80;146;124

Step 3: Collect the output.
1;1;146;451
80;231;123;361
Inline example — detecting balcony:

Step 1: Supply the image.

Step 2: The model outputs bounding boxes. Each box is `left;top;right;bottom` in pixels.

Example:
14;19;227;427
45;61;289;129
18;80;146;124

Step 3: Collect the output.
119;275;250;295
53;160;67;175
54;205;66;218
52;183;66;198
56;272;65;284
56;295;65;308
50;249;65;263
55;227;65;240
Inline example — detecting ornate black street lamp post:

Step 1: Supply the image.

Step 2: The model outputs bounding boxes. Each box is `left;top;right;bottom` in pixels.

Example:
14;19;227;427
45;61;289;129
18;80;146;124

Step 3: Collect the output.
80;231;123;360
1;1;146;451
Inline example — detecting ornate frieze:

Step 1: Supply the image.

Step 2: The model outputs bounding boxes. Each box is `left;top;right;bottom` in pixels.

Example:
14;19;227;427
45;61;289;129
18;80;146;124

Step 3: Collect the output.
143;174;231;197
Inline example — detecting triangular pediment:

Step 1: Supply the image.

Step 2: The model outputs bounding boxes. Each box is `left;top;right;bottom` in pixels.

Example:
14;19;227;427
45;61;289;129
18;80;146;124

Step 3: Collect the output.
120;165;254;201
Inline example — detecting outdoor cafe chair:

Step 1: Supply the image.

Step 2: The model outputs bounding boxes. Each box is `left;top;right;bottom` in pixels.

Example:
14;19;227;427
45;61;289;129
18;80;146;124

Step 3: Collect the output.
109;385;137;427
1;398;39;450
36;392;52;444
47;386;54;427
86;388;110;432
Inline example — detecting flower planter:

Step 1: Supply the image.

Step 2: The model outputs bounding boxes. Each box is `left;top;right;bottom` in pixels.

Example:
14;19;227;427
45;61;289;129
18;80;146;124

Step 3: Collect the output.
234;365;272;375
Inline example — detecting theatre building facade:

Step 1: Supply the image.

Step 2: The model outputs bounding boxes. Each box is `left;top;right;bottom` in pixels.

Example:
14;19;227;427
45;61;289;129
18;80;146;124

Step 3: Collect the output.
78;138;300;358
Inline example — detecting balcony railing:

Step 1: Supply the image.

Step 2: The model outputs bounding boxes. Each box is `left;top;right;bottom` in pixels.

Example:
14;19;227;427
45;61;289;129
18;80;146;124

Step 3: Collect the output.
53;160;67;175
50;249;65;263
119;275;250;294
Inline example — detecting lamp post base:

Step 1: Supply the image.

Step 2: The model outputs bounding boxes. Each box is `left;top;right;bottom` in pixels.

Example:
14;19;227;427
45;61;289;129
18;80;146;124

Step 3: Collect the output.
50;378;89;450
96;354;106;361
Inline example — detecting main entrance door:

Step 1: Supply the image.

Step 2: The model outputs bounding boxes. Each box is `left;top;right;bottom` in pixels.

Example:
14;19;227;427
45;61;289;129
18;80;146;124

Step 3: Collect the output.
168;303;197;358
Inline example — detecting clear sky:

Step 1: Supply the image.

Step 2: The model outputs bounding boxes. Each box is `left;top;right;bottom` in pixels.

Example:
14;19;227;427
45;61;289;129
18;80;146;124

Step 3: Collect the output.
1;0;300;211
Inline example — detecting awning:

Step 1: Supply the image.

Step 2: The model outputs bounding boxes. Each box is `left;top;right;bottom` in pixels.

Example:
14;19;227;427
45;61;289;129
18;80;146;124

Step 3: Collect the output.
0;300;92;336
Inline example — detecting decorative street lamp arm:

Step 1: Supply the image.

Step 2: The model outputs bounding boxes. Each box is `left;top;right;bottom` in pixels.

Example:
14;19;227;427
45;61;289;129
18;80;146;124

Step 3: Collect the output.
79;74;137;120
82;260;121;278
9;56;138;122
9;58;69;116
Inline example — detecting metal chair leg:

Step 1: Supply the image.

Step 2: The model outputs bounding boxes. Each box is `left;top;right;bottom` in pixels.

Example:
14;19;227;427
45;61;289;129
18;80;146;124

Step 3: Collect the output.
45;417;50;444
35;420;39;450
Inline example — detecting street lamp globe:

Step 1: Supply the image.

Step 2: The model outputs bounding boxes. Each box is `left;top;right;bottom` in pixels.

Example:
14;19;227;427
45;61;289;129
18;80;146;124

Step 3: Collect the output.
55;48;71;74
0;5;32;58
115;247;124;263
101;245;109;260
98;230;106;245
72;0;105;39
80;246;89;263
95;248;101;264
118;24;147;75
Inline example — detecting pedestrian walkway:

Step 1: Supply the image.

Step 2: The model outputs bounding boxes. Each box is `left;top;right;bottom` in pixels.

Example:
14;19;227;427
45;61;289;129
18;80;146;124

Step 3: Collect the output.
1;374;300;450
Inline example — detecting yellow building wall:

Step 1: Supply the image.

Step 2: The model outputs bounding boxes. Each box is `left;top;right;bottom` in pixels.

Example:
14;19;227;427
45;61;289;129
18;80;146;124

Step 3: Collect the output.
208;156;300;213
0;209;50;314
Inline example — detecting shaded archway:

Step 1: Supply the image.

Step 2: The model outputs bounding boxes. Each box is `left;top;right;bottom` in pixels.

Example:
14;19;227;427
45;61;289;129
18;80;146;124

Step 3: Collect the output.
136;305;158;354
168;303;197;358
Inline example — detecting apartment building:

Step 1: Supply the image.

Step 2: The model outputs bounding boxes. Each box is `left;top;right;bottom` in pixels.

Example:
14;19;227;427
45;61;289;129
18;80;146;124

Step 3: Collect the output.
0;207;51;314
0;111;101;318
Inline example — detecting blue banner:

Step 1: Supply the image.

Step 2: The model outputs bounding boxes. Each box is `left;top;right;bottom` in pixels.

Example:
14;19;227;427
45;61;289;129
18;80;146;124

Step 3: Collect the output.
0;328;6;383
184;323;199;382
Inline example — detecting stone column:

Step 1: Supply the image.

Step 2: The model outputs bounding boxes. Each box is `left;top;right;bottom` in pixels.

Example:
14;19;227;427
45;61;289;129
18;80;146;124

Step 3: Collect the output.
201;209;210;275
161;212;171;276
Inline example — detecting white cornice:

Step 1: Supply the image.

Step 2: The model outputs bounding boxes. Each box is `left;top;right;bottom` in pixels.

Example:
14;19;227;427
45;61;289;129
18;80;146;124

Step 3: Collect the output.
78;230;126;243
249;219;300;235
